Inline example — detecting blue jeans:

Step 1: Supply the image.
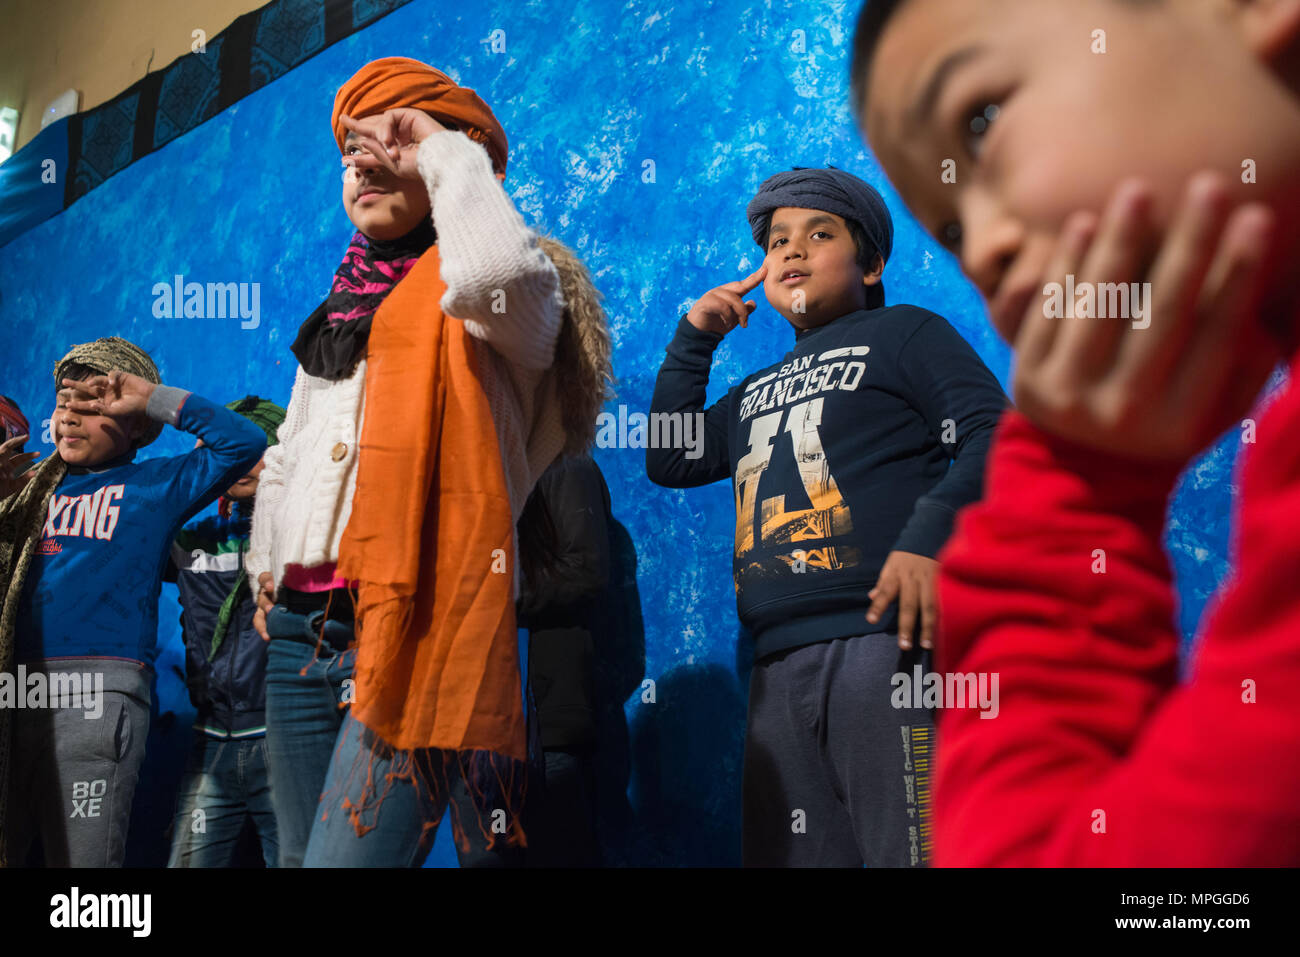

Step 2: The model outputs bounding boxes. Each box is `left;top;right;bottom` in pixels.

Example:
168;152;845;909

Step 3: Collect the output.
167;734;278;867
263;619;356;868
303;710;525;867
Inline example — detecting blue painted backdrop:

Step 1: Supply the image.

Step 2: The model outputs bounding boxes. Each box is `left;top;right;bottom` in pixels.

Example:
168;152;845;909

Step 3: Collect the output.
0;0;1248;866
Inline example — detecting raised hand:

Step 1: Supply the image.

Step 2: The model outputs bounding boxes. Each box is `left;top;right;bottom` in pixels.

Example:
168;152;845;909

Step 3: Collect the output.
61;371;156;419
0;434;40;499
1011;173;1283;465
686;266;768;335
340;109;447;181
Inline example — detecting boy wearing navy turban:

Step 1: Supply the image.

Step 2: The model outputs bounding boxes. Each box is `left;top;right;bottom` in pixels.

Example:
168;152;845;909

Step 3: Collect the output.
647;167;1008;867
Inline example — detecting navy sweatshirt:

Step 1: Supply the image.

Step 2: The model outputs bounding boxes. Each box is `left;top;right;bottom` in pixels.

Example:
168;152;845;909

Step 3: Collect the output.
16;388;267;665
166;501;268;738
647;306;1009;660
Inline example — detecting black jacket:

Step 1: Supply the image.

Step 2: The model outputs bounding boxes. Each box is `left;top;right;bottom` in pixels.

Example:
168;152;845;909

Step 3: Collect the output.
517;456;613;751
166;501;267;737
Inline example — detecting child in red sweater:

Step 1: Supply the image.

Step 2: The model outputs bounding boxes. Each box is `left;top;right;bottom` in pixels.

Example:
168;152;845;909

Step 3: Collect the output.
851;0;1300;864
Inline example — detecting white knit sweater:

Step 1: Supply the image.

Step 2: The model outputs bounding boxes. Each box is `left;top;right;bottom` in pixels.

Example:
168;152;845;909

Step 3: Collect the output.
246;131;567;596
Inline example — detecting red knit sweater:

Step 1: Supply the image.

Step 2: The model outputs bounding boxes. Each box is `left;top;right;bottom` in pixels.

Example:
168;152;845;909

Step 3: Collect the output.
934;352;1300;866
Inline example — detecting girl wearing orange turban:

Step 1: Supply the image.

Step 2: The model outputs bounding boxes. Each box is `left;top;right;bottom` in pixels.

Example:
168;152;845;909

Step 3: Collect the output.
247;57;611;867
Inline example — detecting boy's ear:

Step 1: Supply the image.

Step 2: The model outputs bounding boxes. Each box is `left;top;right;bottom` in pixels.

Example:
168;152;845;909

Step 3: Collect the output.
1236;0;1300;61
863;253;885;286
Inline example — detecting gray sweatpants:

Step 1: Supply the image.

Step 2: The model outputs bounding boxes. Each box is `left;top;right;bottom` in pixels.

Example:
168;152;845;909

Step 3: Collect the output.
742;634;934;867
4;658;151;867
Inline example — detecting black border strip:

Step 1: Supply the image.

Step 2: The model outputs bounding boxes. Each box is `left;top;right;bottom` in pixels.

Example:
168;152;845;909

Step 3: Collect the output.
44;0;411;237
218;11;257;111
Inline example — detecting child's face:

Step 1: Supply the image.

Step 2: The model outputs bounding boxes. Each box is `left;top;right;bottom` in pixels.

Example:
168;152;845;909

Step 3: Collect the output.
862;0;1300;343
52;385;139;467
193;436;265;499
341;129;432;241
762;207;879;329
226;458;266;501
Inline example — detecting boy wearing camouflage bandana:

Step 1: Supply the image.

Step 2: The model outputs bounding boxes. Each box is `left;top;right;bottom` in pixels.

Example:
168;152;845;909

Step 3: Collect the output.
0;337;265;866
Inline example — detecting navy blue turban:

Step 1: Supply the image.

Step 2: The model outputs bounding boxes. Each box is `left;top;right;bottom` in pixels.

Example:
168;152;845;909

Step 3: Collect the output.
746;166;894;266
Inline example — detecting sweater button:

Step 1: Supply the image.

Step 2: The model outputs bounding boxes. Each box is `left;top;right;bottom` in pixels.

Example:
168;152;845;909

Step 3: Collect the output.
331;442;348;462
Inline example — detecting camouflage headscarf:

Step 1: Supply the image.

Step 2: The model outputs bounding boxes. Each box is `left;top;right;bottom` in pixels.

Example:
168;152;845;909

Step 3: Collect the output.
53;336;163;447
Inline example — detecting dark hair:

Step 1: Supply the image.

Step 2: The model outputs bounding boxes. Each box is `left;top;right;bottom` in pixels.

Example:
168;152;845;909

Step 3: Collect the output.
849;0;911;131
844;217;886;309
851;0;1160;130
56;362;102;390
762;211;885;309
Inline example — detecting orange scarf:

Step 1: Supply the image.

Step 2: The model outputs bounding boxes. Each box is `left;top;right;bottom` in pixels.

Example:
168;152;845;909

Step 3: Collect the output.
338;246;524;763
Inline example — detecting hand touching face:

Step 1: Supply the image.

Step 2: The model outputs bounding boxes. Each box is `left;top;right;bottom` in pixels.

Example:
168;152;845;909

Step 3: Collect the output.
861;0;1300;463
340;108;443;241
53;372;152;467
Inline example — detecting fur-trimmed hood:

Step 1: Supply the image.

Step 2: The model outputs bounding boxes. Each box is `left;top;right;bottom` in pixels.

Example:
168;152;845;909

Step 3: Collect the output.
537;235;614;456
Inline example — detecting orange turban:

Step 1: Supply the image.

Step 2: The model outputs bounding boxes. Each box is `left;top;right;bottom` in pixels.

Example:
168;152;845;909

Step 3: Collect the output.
332;57;508;175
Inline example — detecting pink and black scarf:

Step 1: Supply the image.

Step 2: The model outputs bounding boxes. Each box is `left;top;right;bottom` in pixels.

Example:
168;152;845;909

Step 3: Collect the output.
291;218;437;381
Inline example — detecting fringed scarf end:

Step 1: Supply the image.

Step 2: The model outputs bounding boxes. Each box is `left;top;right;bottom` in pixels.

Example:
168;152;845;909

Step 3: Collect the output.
327;717;532;858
